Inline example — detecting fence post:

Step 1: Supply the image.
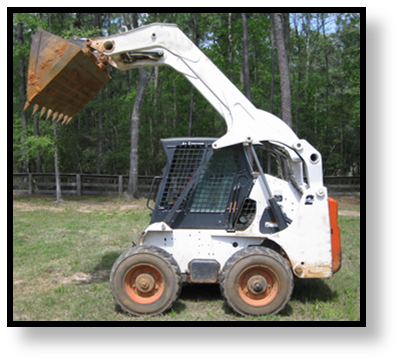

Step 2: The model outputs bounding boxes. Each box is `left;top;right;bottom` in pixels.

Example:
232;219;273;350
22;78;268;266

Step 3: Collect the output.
118;175;123;195
76;174;81;196
28;173;33;195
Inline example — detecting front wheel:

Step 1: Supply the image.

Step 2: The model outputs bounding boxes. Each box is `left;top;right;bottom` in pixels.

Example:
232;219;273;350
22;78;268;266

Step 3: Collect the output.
110;245;182;316
220;246;293;316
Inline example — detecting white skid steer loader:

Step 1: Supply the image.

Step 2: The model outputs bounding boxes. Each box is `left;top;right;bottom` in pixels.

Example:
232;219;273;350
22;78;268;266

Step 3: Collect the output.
25;23;341;316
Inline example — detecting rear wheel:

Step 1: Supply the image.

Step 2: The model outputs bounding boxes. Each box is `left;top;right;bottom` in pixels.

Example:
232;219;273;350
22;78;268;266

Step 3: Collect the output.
110;245;182;316
220;246;293;316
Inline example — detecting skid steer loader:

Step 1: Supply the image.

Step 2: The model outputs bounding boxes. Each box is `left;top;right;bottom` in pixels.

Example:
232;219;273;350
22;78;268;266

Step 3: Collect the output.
25;23;341;316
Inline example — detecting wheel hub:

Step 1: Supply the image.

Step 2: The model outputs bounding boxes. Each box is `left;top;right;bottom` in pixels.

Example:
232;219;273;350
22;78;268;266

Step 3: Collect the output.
238;266;278;307
135;273;156;293
247;275;268;294
124;264;165;304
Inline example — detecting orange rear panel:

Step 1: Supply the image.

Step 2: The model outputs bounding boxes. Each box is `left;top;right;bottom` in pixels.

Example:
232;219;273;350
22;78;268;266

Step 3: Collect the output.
328;197;341;274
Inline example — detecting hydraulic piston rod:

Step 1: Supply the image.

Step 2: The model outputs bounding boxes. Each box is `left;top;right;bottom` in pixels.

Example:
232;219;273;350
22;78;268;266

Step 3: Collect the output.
249;144;287;231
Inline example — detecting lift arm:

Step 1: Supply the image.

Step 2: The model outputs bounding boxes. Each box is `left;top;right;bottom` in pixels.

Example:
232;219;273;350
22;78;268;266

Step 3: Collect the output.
87;23;324;186
87;24;299;149
25;23;324;187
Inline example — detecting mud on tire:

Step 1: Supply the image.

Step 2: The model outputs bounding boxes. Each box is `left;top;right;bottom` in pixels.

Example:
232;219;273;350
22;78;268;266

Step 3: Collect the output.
110;245;182;316
220;246;293;316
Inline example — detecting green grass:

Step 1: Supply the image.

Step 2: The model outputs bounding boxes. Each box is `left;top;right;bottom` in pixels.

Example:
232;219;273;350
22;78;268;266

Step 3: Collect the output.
13;194;360;321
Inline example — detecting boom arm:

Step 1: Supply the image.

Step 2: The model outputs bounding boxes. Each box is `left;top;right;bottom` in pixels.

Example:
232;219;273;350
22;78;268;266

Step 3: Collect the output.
26;23;324;187
88;24;297;148
86;23;323;186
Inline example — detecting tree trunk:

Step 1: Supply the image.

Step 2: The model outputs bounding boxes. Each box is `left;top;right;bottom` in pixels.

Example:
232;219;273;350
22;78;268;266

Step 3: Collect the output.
274;13;292;128
228;13;233;82
188;14;199;137
33;116;42;172
17;22;29;173
270;14;275;114
53;121;62;202
173;79;178;128
292;14;302;134
125;12;154;198
304;14;312;124
188;92;195;137
126;68;154;198
241;13;252;102
97;91;103;174
322;14;330;125
283;13;290;61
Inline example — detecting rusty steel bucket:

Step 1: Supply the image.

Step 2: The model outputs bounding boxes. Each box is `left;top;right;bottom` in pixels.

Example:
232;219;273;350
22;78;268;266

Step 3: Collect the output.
25;29;110;123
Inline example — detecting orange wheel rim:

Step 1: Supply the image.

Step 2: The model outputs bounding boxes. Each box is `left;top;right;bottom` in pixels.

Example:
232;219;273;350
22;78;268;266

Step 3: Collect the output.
124;264;164;304
237;265;279;307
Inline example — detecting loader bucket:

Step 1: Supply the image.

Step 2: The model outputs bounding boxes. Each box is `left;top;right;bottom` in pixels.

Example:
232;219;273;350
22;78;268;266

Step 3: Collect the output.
25;29;110;123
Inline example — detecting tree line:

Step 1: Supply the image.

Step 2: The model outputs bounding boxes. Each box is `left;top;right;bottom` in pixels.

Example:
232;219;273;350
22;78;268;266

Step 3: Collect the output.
12;13;361;198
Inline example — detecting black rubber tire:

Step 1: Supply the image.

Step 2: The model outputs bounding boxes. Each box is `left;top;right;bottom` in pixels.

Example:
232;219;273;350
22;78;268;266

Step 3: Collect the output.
220;246;293;316
110;245;182;316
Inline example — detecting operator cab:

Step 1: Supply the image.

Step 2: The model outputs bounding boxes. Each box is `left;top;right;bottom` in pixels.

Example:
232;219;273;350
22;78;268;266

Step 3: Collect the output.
147;138;255;231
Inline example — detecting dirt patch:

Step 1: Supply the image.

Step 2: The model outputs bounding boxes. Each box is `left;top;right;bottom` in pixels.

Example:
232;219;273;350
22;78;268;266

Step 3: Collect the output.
13;195;148;213
13;270;110;296
60;270;110;284
339;210;360;216
13;202;62;212
40;56;54;71
28;71;41;86
336;195;360;216
27;71;42;95
335;195;360;209
54;43;68;57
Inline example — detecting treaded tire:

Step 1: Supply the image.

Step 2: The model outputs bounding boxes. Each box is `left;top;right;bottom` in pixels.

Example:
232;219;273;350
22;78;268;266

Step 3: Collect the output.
220;246;293;316
110;245;182;316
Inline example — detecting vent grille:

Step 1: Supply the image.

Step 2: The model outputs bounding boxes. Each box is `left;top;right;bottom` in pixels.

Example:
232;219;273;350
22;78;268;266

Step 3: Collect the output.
235;198;257;230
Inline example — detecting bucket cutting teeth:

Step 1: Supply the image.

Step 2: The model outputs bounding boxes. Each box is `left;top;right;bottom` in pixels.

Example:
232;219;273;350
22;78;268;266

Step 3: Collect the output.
61;115;69;125
25;29;110;124
46;109;53;120
40;107;47;118
23;101;31;112
57;113;64;123
32;104;40;116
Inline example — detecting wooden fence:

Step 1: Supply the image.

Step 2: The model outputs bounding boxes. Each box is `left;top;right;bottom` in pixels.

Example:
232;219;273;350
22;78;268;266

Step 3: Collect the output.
322;176;360;196
12;173;155;197
12;173;360;197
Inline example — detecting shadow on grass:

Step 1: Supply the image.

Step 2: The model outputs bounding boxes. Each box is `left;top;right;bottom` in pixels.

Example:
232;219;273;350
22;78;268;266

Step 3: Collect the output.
78;251;123;284
171;284;223;315
292;278;338;303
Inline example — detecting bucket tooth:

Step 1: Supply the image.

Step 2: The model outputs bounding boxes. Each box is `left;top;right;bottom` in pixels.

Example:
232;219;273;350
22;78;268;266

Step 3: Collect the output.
40;107;47;119
46;109;53;121
32;104;40;116
66;116;73;124
61;115;69;125
52;112;59;122
23;101;31;112
57;113;64;122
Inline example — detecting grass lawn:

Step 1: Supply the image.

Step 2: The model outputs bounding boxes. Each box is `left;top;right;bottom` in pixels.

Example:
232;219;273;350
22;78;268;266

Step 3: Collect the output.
12;194;360;321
